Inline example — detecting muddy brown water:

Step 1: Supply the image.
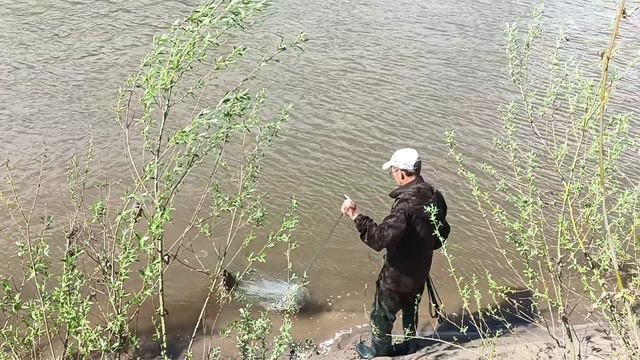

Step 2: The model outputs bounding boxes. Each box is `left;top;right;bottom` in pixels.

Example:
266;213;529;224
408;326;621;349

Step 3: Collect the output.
1;0;639;355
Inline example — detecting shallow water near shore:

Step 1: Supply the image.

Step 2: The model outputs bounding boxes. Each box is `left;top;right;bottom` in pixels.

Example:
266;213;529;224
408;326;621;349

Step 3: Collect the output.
1;0;639;353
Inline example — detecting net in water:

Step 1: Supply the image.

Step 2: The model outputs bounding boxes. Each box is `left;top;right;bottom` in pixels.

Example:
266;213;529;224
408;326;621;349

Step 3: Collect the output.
237;274;310;313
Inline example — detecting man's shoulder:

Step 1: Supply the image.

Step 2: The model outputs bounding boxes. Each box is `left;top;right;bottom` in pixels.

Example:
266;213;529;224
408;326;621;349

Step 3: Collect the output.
432;188;447;205
391;196;423;216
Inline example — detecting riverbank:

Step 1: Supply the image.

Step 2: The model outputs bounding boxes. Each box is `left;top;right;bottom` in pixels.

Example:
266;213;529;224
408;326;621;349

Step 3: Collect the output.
310;322;617;359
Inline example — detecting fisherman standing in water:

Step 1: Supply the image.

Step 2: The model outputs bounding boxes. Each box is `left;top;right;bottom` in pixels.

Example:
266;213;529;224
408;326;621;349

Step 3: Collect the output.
341;148;450;358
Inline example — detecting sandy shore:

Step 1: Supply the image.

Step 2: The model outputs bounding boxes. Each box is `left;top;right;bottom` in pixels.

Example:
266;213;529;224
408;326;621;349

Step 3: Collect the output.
309;322;618;359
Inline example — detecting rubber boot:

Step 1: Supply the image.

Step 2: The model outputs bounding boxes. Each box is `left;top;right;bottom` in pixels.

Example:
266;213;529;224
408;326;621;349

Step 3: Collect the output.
355;342;376;359
392;341;409;356
355;341;394;359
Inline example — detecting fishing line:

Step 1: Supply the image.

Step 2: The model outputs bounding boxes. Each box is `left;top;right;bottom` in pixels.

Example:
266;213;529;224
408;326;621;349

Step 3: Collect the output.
302;194;349;276
303;213;344;276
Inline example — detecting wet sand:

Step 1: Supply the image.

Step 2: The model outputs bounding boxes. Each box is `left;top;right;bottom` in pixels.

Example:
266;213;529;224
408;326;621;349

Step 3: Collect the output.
310;322;617;360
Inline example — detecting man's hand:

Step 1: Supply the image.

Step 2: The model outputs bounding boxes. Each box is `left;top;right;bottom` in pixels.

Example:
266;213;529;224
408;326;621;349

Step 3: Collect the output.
341;198;360;220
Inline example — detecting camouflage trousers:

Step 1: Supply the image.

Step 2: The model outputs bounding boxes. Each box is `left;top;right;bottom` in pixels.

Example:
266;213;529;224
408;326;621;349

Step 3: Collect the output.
370;283;424;351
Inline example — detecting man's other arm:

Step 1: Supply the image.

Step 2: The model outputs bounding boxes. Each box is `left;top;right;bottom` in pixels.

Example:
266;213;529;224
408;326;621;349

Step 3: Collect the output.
354;206;407;252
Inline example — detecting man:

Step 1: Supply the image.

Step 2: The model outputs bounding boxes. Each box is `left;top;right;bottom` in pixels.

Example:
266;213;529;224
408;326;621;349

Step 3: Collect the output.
341;148;449;359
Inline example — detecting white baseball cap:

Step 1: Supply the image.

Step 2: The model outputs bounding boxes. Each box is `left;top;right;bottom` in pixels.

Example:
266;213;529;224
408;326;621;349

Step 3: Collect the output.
382;148;421;171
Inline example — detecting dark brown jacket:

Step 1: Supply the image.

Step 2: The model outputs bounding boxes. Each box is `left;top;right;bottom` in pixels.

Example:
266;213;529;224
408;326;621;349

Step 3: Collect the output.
354;176;449;293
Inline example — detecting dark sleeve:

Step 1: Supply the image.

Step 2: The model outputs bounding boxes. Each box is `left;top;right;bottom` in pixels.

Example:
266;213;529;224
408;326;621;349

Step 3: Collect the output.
353;206;408;252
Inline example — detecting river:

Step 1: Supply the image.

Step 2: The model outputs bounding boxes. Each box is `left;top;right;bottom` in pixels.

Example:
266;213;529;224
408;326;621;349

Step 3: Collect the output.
1;0;639;356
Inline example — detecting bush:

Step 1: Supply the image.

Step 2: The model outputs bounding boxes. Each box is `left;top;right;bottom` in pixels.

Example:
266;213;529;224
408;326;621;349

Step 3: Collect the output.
0;1;306;358
443;2;639;359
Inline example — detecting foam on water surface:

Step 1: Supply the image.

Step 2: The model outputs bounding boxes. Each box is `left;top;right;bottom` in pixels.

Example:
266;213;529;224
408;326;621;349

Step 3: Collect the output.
238;276;311;312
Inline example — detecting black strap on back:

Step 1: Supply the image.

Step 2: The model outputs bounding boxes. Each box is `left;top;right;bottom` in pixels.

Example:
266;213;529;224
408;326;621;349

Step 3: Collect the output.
426;274;444;323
